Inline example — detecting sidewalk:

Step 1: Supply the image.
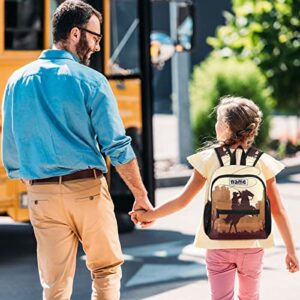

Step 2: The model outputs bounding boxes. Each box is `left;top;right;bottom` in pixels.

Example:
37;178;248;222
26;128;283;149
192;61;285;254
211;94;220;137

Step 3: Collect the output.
1;179;299;300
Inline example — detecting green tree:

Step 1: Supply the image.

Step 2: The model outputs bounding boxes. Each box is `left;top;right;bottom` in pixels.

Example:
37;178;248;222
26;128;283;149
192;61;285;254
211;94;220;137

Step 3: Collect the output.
208;0;300;112
190;55;274;149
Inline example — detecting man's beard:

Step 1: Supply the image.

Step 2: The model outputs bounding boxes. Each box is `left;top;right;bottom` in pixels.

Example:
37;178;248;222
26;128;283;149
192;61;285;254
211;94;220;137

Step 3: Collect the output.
76;33;93;66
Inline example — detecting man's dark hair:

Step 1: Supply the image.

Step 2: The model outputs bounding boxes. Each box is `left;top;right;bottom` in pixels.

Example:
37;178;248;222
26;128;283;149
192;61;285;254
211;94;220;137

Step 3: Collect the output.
52;0;102;43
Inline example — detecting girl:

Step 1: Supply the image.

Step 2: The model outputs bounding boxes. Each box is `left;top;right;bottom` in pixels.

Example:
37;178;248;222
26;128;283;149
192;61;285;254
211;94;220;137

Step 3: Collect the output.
130;96;299;300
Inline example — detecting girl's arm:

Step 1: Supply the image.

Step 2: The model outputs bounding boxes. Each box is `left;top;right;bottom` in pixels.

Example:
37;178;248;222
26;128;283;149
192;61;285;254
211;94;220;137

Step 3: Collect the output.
131;170;206;223
267;177;299;273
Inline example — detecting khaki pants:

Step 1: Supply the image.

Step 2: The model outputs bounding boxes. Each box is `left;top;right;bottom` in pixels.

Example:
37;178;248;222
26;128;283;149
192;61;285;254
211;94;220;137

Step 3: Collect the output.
26;176;124;300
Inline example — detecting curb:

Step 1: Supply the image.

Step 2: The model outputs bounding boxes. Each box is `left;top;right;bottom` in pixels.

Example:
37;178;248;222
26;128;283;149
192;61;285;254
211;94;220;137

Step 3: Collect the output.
277;164;300;180
156;172;191;188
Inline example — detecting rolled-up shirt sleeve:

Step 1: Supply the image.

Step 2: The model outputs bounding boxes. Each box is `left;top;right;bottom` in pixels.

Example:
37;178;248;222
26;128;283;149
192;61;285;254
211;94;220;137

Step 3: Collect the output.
89;77;136;166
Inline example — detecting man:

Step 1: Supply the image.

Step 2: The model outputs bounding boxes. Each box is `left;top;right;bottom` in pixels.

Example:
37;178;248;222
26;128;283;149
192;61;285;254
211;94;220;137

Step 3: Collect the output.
1;1;152;299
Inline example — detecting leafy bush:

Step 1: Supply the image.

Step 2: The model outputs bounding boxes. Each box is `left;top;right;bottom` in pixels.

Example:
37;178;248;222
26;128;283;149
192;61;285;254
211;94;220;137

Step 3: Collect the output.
190;55;274;149
208;0;300;113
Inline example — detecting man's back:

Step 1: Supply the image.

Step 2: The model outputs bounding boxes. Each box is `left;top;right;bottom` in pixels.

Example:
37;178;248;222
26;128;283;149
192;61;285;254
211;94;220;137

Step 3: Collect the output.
2;50;133;179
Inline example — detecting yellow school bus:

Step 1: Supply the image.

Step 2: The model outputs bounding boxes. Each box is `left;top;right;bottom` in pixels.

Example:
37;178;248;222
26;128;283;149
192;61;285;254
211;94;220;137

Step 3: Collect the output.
0;0;194;231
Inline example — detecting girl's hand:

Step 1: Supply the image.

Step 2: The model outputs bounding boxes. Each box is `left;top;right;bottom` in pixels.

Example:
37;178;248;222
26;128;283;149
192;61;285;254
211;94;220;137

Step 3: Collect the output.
286;252;299;273
129;209;155;225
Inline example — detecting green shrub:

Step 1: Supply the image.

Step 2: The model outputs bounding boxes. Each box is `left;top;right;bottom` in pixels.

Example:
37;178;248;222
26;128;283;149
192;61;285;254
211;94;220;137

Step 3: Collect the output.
190;55;274;150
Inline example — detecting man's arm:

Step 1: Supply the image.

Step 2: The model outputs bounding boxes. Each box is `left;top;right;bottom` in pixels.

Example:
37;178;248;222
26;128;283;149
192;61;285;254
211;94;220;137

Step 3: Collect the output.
115;158;147;199
115;159;154;226
88;78;154;224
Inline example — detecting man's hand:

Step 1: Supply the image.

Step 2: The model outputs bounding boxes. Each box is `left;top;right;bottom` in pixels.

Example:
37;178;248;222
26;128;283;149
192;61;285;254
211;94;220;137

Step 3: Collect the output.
131;196;155;228
129;208;155;225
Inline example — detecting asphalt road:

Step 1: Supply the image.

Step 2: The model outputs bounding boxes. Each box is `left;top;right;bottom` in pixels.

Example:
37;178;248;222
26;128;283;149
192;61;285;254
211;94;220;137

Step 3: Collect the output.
0;174;299;300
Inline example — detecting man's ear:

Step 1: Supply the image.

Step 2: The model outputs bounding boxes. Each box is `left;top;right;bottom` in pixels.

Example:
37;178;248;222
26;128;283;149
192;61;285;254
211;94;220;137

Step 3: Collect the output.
69;27;81;43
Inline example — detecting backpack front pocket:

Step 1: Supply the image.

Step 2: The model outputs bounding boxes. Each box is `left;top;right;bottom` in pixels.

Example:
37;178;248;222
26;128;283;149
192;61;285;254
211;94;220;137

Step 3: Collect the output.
207;173;271;240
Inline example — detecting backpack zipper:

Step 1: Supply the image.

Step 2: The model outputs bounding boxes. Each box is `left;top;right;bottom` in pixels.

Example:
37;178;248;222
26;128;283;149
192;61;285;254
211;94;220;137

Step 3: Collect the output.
210;174;267;200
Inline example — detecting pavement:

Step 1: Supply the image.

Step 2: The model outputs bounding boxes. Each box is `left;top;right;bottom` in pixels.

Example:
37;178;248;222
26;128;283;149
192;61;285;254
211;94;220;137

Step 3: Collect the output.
1;175;299;300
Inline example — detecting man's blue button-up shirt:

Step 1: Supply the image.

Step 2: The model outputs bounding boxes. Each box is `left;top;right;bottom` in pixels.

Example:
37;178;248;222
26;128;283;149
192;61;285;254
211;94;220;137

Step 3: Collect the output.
2;50;136;179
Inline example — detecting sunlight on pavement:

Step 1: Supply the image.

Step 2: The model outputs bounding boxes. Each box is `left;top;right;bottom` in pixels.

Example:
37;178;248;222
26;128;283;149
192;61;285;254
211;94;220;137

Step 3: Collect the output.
126;263;206;288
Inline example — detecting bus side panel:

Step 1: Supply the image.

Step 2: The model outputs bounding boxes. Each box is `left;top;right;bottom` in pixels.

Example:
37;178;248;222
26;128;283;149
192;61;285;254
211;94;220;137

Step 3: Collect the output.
108;78;143;212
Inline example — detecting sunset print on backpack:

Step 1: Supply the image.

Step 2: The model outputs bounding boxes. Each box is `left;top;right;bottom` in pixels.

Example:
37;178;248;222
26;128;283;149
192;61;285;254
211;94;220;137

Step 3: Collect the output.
204;146;272;240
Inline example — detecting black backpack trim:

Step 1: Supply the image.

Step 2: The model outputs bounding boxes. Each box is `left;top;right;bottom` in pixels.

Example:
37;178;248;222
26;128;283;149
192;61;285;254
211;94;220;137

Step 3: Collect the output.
214;146;263;167
214;145;236;166
241;147;264;166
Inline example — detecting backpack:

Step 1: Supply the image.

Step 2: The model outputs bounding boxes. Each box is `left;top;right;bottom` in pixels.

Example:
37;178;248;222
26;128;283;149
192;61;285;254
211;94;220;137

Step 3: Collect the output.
203;145;272;240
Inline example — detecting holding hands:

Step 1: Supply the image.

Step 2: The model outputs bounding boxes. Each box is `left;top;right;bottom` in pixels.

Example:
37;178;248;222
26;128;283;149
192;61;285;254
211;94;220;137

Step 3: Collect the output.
129;209;156;226
130;195;156;228
129;170;207;228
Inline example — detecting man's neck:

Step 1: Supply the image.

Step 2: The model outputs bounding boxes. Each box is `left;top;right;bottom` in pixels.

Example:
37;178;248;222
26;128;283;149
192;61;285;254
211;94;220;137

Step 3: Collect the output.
53;43;79;61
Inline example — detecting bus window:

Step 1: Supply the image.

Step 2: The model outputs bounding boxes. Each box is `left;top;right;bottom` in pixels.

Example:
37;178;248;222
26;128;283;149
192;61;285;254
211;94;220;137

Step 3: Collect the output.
108;0;140;76
5;0;44;50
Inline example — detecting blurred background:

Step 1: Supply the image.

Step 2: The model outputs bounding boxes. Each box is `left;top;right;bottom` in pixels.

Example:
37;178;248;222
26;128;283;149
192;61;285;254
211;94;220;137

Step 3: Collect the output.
0;0;299;299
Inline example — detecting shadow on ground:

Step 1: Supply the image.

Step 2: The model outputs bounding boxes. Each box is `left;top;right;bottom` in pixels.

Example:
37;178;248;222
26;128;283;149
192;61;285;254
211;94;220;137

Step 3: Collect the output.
120;229;207;300
0;222;206;300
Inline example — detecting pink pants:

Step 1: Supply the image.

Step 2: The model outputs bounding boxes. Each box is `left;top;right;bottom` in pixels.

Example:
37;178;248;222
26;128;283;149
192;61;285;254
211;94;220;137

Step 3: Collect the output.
206;248;264;300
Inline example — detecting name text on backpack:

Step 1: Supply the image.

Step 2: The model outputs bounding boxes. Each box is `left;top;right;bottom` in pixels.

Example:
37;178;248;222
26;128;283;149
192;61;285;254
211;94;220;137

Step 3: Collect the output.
229;178;248;186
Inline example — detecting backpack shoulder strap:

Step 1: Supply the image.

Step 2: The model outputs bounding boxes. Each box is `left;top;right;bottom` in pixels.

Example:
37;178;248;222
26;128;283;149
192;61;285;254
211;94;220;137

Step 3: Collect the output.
240;146;263;166
214;146;236;166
